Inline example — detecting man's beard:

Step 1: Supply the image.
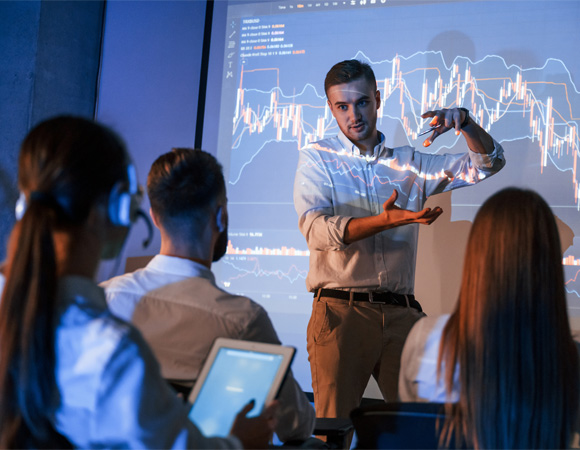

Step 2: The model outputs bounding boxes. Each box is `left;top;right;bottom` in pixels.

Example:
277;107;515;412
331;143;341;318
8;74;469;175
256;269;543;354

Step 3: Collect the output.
212;226;228;262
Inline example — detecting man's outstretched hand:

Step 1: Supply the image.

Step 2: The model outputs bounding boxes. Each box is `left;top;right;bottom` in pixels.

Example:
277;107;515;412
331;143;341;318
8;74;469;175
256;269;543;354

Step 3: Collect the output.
381;190;443;228
344;190;443;244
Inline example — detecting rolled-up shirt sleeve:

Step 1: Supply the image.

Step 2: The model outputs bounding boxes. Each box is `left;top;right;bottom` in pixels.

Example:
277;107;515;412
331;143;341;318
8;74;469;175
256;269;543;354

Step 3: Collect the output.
294;146;352;251
468;138;505;173
422;138;506;198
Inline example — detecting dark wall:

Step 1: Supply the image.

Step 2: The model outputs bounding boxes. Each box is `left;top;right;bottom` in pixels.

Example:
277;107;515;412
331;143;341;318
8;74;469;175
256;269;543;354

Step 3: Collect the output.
95;0;207;280
0;0;208;272
0;0;105;261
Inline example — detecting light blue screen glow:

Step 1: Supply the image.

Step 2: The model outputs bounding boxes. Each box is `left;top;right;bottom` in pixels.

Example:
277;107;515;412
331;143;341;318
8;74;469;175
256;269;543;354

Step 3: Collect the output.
188;348;283;437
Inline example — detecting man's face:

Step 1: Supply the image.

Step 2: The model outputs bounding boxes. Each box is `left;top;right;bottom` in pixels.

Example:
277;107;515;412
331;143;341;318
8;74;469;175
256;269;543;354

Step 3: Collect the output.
326;77;380;153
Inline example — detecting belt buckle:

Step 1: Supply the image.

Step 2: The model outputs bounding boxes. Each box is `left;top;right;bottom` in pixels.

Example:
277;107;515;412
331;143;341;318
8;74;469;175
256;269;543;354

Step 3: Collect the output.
368;292;386;304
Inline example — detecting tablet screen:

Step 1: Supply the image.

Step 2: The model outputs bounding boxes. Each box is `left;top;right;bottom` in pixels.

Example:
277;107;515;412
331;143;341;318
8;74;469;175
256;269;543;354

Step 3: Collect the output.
188;346;286;437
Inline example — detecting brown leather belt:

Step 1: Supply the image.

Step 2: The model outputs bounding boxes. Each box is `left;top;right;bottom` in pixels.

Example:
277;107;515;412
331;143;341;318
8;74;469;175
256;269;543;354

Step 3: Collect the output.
315;288;422;312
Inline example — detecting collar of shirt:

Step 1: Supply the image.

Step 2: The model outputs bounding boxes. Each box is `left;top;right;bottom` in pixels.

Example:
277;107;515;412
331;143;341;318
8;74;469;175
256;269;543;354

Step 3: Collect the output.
146;254;215;284
336;130;388;160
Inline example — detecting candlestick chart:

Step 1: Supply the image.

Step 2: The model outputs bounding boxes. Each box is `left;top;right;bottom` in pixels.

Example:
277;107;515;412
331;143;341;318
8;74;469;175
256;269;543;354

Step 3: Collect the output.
221;52;580;294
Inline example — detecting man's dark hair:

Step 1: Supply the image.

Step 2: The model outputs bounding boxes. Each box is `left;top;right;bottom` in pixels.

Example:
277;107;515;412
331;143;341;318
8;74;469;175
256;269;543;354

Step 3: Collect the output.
324;60;377;97
147;148;225;232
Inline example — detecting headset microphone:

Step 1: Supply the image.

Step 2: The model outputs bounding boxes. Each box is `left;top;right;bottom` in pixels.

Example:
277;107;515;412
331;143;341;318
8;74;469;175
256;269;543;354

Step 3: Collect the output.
136;209;154;248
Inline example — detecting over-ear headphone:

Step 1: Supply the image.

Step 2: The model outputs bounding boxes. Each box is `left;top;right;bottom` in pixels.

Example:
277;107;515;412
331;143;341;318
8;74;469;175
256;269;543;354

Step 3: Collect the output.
107;164;153;248
15;165;154;248
15;181;140;227
108;164;141;227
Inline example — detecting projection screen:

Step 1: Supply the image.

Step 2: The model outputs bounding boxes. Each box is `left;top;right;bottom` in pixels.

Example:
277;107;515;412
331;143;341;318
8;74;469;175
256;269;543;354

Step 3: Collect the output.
202;0;580;390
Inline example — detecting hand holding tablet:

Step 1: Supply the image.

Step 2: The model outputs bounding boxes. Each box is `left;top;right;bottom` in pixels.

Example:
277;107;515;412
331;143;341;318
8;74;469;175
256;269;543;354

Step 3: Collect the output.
188;338;295;440
230;399;279;448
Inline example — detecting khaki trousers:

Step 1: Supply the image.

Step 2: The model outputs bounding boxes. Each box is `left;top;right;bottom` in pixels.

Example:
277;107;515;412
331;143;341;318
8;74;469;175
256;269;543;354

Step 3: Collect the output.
307;293;425;419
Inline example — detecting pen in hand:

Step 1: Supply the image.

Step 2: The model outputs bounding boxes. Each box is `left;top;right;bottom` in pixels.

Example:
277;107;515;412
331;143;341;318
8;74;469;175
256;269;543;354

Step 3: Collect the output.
417;124;442;136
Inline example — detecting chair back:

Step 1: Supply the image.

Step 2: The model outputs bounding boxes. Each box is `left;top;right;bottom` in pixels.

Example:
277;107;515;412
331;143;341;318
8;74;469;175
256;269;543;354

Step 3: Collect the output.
351;402;459;449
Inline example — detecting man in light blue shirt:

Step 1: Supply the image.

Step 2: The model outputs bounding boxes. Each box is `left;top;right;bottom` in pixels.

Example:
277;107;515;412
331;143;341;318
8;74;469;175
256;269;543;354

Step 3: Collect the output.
293;59;505;421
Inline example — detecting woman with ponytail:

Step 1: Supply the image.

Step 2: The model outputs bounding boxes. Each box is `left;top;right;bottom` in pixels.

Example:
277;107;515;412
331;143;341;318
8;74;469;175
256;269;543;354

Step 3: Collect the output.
0;116;275;449
399;187;580;449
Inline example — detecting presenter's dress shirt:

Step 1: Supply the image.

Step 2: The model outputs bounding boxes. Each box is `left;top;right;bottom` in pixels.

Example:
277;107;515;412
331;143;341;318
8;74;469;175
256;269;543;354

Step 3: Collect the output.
294;131;505;294
54;275;240;449
101;255;315;443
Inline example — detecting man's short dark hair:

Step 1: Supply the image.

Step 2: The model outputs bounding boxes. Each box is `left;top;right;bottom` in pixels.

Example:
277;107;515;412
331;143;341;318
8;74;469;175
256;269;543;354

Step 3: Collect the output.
324;60;377;97
147;148;225;230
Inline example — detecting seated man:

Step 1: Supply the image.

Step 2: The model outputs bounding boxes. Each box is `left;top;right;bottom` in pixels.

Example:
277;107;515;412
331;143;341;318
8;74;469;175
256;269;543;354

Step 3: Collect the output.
101;148;315;444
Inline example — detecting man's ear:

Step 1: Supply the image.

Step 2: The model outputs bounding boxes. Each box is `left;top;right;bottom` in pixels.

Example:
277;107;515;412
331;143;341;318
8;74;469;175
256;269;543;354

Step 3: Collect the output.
375;89;381;110
216;206;225;233
149;207;161;229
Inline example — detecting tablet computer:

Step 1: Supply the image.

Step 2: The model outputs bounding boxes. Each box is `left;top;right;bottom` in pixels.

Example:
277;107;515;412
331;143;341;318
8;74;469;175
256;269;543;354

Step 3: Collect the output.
187;338;295;437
